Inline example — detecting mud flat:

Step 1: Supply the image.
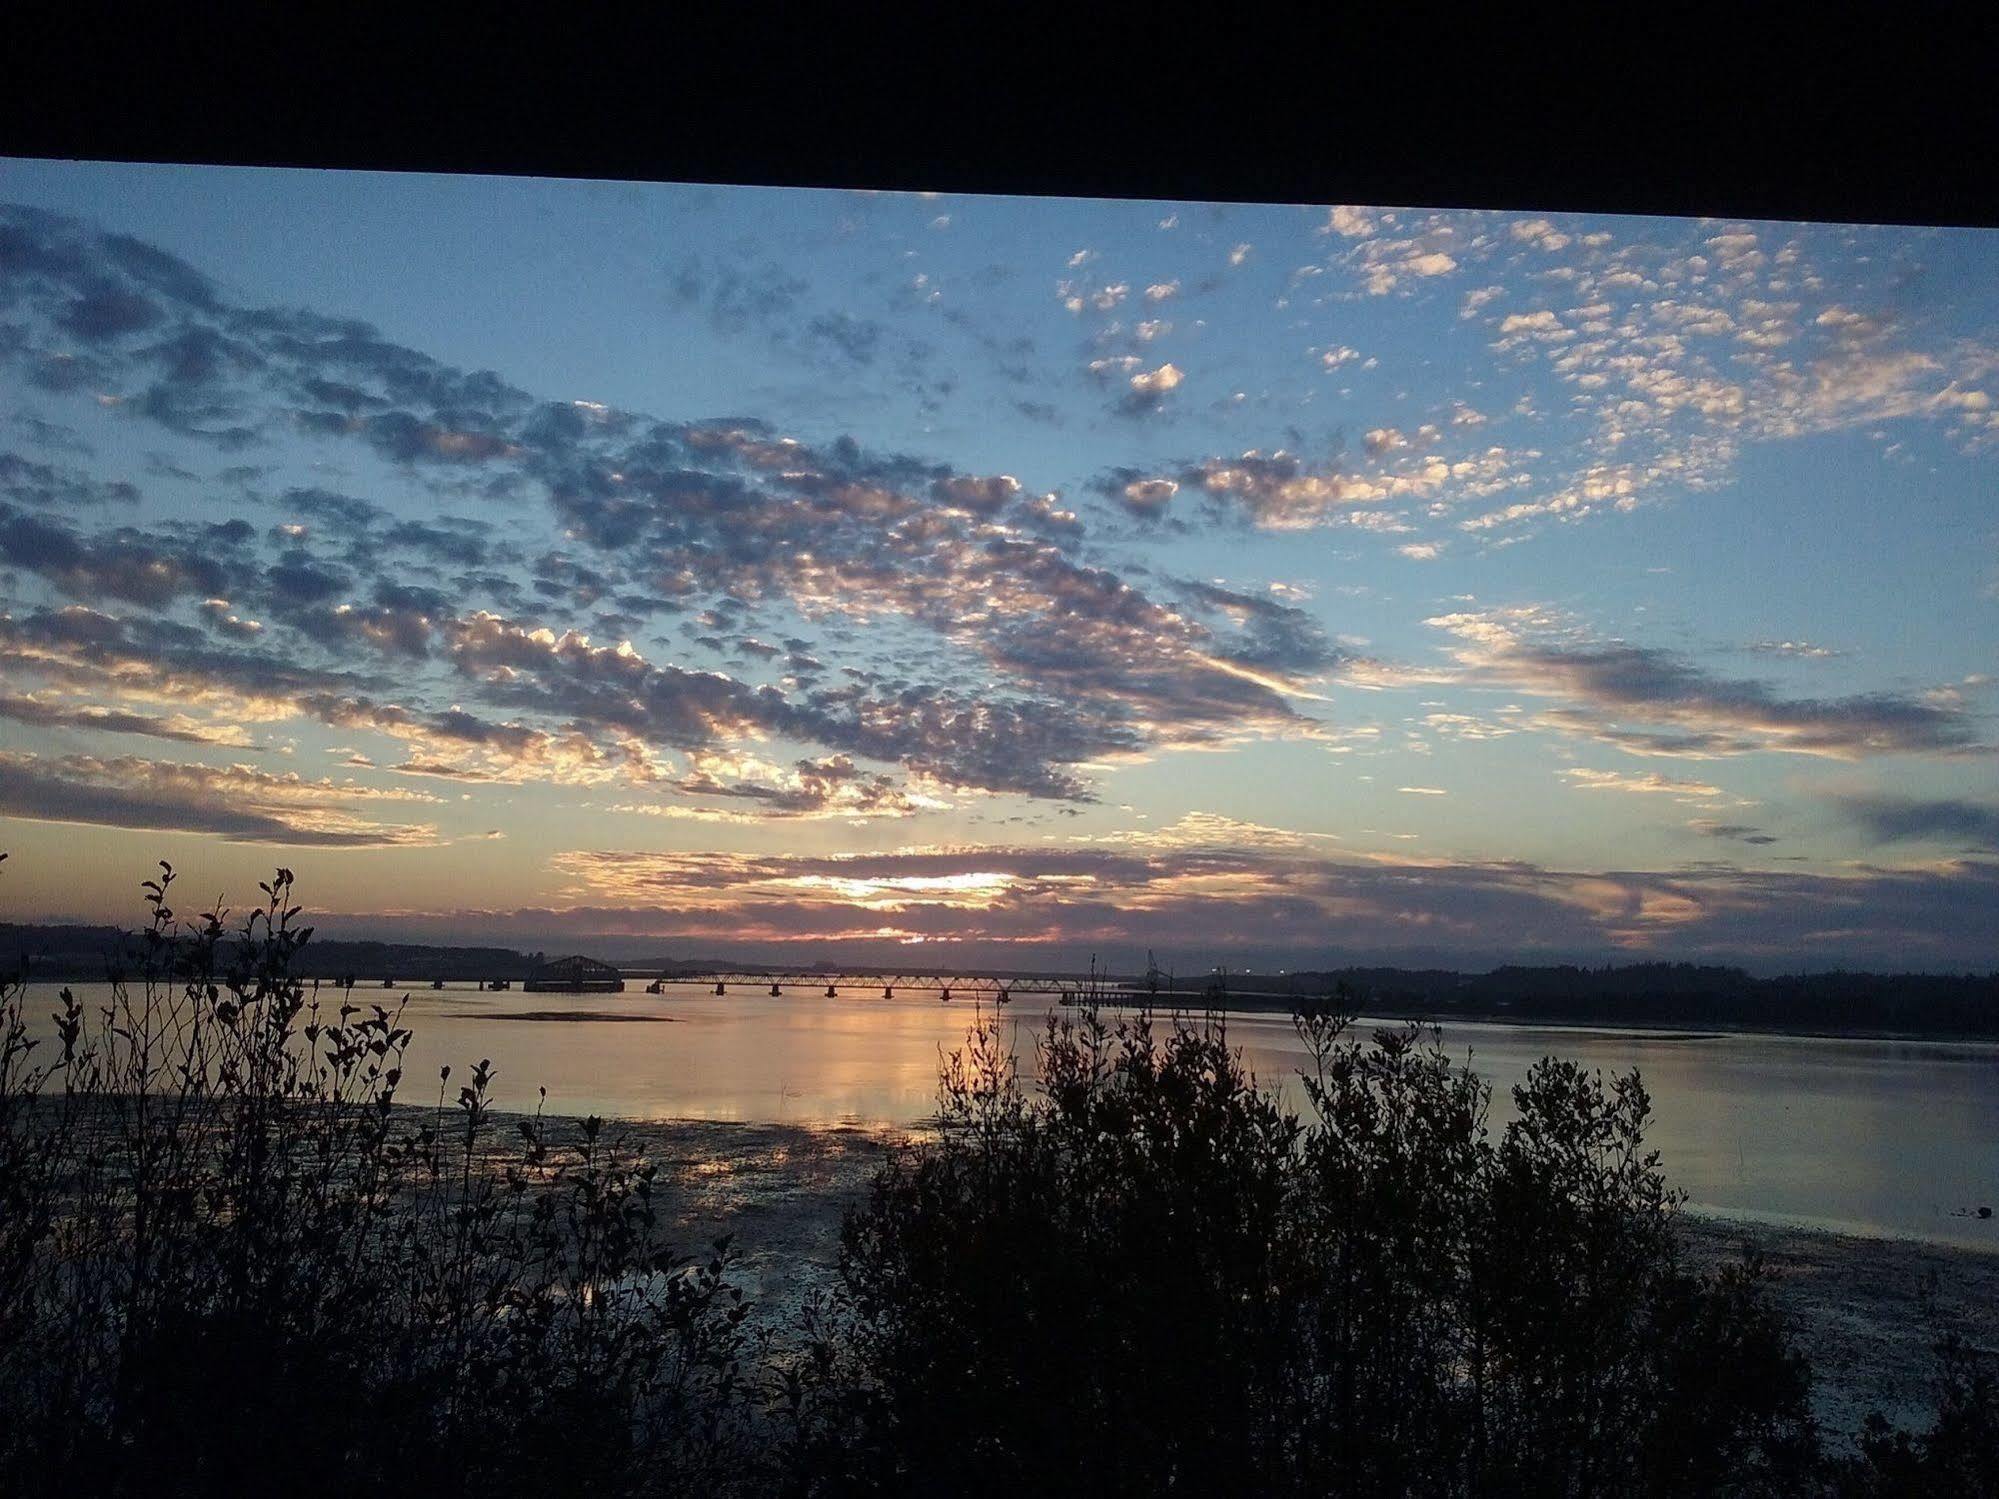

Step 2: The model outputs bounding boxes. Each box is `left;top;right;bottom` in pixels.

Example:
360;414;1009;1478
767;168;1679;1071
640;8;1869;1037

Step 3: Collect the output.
1681;1212;1999;1440
635;1117;906;1324
605;1116;1997;1443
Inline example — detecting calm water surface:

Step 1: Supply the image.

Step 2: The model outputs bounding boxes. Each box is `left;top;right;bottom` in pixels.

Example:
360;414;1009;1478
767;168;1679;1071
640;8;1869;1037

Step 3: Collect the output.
24;980;1999;1251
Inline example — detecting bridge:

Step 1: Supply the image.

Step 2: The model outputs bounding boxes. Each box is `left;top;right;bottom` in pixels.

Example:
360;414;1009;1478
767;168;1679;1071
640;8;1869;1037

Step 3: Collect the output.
625;968;1154;1003
621;969;1311;1007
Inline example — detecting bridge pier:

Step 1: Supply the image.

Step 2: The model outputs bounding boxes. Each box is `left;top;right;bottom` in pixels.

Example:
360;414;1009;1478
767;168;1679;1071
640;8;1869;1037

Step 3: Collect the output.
825;984;837;997
940;987;951;1002
882;984;893;999
769;983;782;996
714;982;726;996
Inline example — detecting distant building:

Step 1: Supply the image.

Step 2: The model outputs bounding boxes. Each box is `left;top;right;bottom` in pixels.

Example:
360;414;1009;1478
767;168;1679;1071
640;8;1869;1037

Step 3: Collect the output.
523;954;626;993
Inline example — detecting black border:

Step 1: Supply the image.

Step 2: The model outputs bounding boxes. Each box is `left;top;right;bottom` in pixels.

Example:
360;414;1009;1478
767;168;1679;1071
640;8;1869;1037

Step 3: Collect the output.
5;13;1997;227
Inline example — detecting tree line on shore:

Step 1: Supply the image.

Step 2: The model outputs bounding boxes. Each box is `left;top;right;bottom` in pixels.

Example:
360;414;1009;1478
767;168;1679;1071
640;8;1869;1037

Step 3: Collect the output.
1170;962;1999;1038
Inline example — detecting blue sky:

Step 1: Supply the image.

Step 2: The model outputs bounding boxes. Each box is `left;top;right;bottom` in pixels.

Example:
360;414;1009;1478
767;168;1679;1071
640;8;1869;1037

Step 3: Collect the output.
0;160;1994;970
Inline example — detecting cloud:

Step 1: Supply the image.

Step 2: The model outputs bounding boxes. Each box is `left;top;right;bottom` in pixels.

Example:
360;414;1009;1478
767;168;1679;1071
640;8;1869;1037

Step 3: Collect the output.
1459;286;1504;319
1091;469;1178;520
671;254;808;338
0;692;255;746
801;312;883;366
1119;361;1184;414
626;750;941;821
0;449;139;508
1323;214;1466;296
1319;205;1377;239
1429;608;1987;760
1123;440;1527;532
0;503;227;606
1090;810;1333;852
0;605;385;730
1837;795;1999;852
0;750;438;846
198;598;264;638
427;608;1143;801
1059;279;1128;314
0;205;1359;806
301;694;656;786
1173;580;1343;677
1509;218;1572;253
1687;820;1778;846
1445;217;1999;533
1559;767;1725;801
481;835;1999;970
1496;309;1569;341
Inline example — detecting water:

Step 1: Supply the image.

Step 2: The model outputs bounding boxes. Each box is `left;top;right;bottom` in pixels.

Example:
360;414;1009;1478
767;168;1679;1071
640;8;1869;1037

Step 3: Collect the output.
18;980;1999;1251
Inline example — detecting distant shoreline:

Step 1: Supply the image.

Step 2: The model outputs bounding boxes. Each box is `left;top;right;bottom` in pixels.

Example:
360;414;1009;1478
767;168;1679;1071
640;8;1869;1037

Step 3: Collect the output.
1166;995;1999;1047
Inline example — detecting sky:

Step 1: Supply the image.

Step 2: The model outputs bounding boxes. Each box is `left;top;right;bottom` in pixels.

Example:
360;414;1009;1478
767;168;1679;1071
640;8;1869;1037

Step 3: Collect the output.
0;160;1994;972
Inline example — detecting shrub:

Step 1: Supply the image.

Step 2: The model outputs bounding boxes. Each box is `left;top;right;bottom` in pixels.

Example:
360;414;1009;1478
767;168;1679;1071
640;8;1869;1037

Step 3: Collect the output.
0;864;756;1498
794;996;1824;1497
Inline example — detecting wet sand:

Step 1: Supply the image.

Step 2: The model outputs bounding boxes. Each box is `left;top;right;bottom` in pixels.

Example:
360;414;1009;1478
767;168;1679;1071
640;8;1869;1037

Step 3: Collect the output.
1682;1214;1999;1439
635;1118;906;1322
609;1116;1998;1443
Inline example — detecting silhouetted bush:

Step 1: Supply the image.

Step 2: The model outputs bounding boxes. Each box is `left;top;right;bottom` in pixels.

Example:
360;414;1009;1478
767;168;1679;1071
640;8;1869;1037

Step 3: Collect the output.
0;865;755;1497
783;996;1854;1497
